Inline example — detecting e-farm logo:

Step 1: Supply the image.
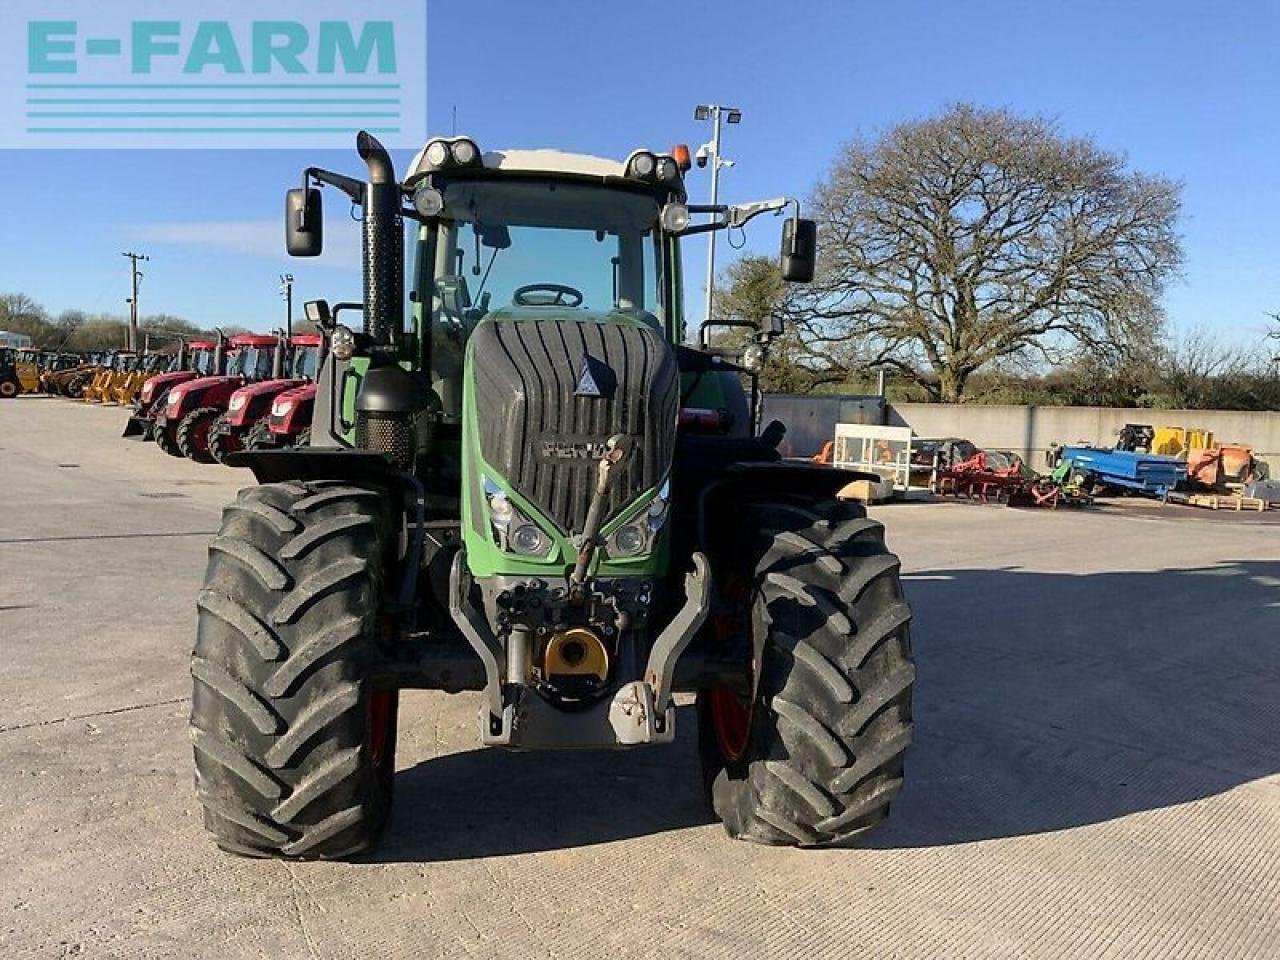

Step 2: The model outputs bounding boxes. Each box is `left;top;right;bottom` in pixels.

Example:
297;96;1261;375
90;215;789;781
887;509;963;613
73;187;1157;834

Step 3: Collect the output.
1;1;426;149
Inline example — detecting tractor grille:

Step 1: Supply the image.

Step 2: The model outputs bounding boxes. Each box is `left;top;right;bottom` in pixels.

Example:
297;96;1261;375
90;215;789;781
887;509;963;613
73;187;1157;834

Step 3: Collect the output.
469;318;679;535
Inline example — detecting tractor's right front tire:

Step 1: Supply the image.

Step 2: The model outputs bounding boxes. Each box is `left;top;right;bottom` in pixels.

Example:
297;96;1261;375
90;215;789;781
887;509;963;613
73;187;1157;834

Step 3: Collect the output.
697;500;915;847
191;481;398;859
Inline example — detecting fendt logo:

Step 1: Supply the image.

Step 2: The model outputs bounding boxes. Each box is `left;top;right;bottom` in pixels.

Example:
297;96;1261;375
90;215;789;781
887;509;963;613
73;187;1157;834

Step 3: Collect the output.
539;436;641;462
1;1;426;149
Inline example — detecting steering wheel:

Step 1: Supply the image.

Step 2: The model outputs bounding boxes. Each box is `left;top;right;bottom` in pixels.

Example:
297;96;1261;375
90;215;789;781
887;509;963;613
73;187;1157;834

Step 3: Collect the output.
512;283;584;308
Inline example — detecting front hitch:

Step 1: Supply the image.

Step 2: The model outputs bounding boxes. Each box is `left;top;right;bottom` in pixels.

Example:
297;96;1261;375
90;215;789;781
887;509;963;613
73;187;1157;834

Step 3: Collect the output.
449;551;712;749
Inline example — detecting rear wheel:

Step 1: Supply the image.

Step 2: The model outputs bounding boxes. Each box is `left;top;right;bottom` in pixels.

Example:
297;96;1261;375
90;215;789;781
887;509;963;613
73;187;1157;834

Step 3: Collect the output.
177;407;221;463
191;481;398;859
0;378;18;399
697;499;914;847
65;375;87;399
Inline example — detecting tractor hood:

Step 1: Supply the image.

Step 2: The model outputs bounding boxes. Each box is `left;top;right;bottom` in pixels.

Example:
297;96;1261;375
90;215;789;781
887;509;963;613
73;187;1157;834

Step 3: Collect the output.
163;374;243;417
140;369;198;403
225;378;307;426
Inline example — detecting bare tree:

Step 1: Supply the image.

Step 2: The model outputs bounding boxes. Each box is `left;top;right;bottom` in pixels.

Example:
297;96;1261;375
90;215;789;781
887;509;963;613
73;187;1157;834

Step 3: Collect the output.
796;104;1183;401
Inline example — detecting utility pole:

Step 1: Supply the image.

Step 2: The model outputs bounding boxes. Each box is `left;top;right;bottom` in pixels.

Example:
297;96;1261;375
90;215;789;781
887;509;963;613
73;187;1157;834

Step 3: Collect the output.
693;104;741;340
122;251;149;352
279;273;294;339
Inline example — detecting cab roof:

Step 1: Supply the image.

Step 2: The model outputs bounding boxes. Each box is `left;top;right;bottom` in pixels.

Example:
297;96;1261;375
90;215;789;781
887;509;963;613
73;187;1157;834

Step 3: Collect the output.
188;340;216;350
289;333;323;347
230;334;278;348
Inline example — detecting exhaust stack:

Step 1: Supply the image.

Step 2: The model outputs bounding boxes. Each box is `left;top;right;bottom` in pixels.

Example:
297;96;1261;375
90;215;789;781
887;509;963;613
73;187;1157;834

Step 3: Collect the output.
357;132;403;347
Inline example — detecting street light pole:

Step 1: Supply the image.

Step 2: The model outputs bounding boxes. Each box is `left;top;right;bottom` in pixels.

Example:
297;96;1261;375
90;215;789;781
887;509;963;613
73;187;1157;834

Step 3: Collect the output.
280;274;294;339
694;104;741;341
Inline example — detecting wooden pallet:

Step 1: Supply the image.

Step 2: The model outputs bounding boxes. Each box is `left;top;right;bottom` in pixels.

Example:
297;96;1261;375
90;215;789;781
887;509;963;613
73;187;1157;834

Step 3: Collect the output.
1186;493;1269;512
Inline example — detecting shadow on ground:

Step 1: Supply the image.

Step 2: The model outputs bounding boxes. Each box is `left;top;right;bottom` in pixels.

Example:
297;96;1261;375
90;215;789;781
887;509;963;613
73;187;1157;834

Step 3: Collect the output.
374;704;713;862
375;560;1280;861
872;559;1280;848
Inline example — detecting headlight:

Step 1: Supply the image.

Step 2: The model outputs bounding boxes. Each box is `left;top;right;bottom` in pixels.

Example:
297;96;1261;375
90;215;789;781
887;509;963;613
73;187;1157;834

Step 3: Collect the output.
609;523;647;557
660;203;690;234
510;524;549;556
271;398;293;417
451;138;479;165
628;151;656;178
228;394;247;412
483;477;552;558
140;383;154;402
330;325;356;361
412;185;444;218
424;140;450;167
167;389;185;409
741;343;766;373
603;480;670;559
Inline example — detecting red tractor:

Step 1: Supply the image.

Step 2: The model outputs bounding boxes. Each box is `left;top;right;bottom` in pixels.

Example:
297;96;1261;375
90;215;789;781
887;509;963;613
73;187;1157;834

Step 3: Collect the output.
153;333;279;462
246;381;316;450
207;333;324;463
122;337;223;440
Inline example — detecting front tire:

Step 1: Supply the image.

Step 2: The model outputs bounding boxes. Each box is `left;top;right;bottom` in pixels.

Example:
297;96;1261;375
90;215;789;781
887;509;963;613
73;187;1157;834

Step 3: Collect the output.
191;481;398;859
207;417;243;464
177;407;221;463
698;500;915;847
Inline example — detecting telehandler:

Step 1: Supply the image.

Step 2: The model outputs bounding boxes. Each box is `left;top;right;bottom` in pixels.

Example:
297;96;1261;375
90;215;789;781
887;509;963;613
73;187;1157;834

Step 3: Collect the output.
191;132;914;859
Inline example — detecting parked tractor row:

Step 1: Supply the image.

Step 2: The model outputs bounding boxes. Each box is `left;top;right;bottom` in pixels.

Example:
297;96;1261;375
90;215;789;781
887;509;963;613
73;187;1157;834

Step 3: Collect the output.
126;330;322;463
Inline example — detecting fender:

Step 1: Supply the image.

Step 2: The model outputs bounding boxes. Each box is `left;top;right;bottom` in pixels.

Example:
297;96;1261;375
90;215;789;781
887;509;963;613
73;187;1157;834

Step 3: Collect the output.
225;446;411;488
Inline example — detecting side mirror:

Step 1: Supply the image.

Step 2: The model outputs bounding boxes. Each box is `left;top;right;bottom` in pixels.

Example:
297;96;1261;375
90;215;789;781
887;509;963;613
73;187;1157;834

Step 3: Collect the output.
286;188;323;257
781;217;817;283
303;299;333;329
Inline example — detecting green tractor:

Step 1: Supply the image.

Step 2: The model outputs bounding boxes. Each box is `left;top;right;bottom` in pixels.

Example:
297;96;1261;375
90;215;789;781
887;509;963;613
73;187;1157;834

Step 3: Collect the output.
192;132;914;858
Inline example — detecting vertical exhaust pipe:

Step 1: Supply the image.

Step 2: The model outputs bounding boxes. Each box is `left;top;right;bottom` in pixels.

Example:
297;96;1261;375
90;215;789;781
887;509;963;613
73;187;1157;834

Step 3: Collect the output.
357;132;403;347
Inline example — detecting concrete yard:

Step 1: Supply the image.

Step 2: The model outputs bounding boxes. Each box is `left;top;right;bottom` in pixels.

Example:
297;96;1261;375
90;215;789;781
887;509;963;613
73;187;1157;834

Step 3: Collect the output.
2;397;1278;960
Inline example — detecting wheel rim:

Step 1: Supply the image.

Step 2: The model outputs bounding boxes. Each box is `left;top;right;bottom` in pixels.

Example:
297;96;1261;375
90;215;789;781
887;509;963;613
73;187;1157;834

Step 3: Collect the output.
708;574;754;763
367;691;394;771
709;686;751;761
192;417;213;453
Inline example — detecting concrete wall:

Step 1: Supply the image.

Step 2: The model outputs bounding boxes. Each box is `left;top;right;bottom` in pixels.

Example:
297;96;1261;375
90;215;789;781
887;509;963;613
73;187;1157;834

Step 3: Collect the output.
887;403;1280;467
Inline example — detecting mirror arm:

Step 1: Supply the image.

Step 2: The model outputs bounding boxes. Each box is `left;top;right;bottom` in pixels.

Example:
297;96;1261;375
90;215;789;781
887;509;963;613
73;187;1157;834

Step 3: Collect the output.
302;167;366;209
677;197;801;236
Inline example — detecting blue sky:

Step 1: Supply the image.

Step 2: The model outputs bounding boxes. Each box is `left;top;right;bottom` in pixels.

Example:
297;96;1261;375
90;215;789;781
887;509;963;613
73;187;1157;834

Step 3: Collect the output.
0;0;1276;347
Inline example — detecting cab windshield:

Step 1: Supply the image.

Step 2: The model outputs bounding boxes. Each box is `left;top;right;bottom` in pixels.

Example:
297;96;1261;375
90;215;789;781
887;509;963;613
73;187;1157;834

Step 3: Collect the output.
228;347;274;380
291;346;319;380
424;179;663;323
191;350;215;376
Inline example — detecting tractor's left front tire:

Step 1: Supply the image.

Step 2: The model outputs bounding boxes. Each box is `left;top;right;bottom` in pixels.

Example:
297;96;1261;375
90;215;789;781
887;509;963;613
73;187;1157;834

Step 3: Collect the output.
0;378;18;399
697;499;915;847
177;407;221;463
191;481;398;859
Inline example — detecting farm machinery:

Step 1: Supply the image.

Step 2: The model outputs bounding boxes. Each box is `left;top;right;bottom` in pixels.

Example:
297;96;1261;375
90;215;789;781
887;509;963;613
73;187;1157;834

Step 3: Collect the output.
123;338;224;440
206;333;324;463
152;333;280;461
189;131;915;859
0;347;40;397
246;381;317;450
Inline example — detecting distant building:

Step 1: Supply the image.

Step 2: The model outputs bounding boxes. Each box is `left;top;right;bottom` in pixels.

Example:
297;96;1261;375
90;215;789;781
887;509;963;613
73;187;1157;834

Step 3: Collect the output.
0;331;33;348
